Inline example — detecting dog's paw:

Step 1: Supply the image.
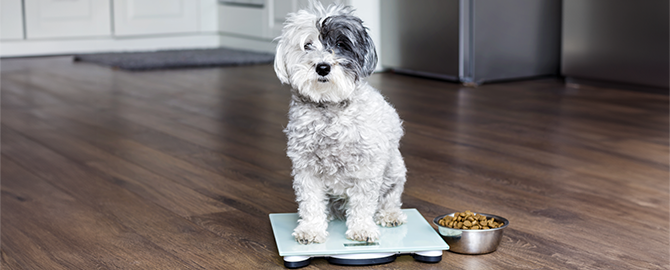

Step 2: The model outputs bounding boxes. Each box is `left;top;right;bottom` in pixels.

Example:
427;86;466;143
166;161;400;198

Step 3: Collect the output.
345;224;380;242
375;210;407;227
292;224;328;245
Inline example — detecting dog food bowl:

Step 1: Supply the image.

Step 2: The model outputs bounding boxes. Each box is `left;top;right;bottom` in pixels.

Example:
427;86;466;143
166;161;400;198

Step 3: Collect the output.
433;212;509;254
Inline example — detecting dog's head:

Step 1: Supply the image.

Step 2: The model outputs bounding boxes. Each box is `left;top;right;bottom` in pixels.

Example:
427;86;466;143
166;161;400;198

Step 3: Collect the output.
274;1;377;103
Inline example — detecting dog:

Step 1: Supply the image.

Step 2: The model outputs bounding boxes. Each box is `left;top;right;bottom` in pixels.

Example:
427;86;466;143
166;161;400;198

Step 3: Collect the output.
274;1;407;244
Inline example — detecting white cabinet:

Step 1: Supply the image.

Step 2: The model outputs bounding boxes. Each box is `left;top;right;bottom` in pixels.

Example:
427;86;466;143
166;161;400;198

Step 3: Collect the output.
1;0;219;57
271;0;295;37
269;0;340;37
1;0;378;57
198;0;219;33
219;3;266;38
24;0;112;39
1;0;24;40
113;0;199;36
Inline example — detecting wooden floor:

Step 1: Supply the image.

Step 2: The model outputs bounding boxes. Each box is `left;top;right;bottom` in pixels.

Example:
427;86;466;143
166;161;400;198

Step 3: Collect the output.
1;56;668;269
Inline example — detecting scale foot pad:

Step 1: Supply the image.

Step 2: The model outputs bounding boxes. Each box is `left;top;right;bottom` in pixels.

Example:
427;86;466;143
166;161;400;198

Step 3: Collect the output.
283;256;311;268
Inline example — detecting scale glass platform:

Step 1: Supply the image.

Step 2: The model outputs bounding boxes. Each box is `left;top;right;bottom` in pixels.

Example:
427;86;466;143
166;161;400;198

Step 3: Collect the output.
269;209;449;268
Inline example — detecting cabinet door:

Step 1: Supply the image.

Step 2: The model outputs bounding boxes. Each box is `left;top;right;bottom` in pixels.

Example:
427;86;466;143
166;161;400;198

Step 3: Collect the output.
219;1;266;39
1;0;24;40
113;0;198;36
24;0;111;39
271;0;295;37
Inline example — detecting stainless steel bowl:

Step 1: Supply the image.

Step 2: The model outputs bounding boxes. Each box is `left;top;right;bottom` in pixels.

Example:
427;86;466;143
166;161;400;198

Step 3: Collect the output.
433;212;509;254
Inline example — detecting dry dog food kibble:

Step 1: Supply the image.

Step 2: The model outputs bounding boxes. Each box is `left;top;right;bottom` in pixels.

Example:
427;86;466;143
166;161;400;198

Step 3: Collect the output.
438;210;503;230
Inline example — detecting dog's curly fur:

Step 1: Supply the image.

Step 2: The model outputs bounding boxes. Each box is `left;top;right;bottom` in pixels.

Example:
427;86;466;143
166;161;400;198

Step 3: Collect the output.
274;1;407;244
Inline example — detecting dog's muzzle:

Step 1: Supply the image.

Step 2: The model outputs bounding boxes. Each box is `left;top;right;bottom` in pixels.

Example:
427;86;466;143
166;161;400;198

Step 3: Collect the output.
316;63;331;76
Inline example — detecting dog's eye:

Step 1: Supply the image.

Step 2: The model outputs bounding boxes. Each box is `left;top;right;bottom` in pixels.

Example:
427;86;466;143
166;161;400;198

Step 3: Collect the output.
336;41;348;50
304;42;312;51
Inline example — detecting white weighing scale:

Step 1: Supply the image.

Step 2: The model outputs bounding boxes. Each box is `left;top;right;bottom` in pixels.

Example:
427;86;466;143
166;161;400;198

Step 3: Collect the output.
269;209;449;268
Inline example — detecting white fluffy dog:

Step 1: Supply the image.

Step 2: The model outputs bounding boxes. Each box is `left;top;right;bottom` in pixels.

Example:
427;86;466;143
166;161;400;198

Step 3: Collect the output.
274;1;407;244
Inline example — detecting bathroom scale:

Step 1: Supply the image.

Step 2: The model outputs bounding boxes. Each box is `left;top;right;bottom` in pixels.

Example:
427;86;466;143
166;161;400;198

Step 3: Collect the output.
269;208;449;268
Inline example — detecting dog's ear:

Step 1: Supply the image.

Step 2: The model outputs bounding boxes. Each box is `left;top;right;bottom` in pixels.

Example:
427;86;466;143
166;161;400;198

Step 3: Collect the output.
360;29;378;77
274;38;290;85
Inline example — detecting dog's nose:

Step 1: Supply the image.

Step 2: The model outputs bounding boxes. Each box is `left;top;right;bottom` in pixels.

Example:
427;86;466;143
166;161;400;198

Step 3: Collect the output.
316;63;331;76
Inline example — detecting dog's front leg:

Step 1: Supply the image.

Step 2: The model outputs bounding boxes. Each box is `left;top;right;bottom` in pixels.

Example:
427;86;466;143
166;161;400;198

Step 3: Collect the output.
375;149;408;227
292;172;329;244
345;178;382;242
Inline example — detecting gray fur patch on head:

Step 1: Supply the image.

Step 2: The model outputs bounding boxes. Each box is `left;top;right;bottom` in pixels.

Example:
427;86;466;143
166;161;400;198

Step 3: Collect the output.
317;14;378;79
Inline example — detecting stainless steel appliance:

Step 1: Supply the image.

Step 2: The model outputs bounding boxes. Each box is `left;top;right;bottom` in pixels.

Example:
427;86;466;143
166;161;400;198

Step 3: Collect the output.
380;0;562;85
562;0;669;89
